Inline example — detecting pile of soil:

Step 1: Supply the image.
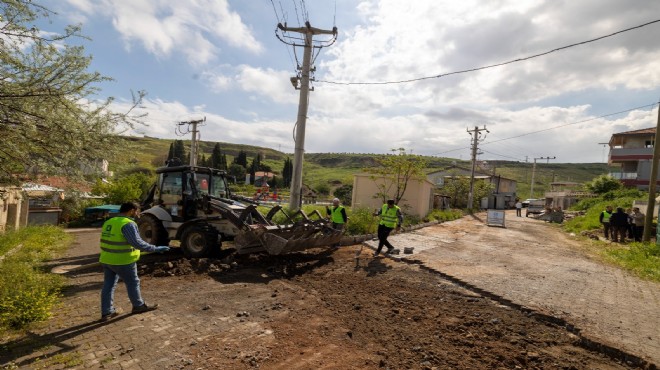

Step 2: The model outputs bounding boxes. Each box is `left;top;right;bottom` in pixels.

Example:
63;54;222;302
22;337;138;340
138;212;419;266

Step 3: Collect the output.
140;247;638;369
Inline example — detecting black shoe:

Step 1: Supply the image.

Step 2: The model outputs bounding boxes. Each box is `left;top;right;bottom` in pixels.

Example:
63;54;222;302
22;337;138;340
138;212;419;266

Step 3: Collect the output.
100;311;120;322
385;248;394;255
132;303;159;314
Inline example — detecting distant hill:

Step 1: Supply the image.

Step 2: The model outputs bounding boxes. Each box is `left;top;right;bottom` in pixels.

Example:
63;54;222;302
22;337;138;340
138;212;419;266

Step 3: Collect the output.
116;136;612;197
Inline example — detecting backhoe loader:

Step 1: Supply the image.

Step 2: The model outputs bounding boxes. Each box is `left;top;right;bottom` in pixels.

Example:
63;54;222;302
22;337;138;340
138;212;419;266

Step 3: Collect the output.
137;164;341;257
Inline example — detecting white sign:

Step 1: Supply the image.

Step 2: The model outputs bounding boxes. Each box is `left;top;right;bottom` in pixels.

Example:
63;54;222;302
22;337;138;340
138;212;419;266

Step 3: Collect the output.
486;209;506;228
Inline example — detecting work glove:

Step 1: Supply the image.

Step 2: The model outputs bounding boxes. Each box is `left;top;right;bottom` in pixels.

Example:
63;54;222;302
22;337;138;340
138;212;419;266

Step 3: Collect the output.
154;246;170;253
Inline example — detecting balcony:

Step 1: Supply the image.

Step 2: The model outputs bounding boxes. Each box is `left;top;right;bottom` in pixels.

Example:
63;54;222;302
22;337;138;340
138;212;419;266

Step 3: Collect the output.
608;172;638;180
609;147;653;162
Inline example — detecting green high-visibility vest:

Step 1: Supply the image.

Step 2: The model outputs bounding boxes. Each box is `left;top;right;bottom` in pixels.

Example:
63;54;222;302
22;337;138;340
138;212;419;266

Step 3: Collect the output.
330;206;345;224
601;210;612;223
99;217;141;265
379;204;400;228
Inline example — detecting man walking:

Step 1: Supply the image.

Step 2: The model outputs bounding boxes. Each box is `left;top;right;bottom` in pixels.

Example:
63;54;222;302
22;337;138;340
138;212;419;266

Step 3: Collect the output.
599;205;613;241
373;199;403;257
100;202;169;321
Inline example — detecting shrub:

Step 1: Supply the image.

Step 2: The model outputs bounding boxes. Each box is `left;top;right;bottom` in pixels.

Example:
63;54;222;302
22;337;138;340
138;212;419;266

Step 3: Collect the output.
345;207;378;235
0;262;62;328
0;226;70;330
426;209;464;222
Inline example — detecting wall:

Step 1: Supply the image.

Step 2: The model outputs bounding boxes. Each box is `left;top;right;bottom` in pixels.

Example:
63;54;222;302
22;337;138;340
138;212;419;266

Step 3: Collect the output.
352;174;434;218
0;187;29;233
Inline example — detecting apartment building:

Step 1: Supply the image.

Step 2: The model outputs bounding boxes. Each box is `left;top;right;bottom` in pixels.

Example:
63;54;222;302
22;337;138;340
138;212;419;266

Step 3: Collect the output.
608;127;657;189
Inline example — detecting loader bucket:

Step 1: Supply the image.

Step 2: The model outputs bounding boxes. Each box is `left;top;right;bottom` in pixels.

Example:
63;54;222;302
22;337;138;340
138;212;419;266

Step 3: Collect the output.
232;222;342;255
261;228;342;255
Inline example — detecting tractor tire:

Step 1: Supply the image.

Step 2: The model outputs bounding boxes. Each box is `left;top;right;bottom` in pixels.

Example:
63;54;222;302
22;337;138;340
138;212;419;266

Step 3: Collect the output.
137;215;169;246
180;224;219;258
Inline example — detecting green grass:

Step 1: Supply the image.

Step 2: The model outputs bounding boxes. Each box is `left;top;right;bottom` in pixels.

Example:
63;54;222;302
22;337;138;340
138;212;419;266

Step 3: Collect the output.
0;226;72;331
602;242;660;282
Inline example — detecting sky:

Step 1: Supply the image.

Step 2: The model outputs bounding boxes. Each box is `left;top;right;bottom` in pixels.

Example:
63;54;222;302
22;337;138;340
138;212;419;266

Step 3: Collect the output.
40;0;660;164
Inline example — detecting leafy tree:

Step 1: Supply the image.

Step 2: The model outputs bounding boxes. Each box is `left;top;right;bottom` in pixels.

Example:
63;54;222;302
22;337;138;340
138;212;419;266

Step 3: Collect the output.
365;148;428;204
248;154;262;185
228;163;246;183
314;183;330;195
282;157;293;187
333;184;353;206
92;173;152;204
198;154;208;167
172;140;186;163
210;143;227;170
233;150;248;168
0;1;145;182
441;176;494;209
584;174;622;194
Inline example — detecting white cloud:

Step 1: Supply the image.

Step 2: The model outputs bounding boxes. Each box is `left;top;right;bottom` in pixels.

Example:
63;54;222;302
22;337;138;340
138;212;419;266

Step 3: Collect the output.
56;0;660;164
63;0;263;66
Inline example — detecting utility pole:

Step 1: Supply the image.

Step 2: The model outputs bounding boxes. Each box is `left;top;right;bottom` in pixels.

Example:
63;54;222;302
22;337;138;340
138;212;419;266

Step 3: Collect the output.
278;22;337;210
530;156;555;199
643;102;660;242
178;117;206;166
467;125;489;209
598;142;609;163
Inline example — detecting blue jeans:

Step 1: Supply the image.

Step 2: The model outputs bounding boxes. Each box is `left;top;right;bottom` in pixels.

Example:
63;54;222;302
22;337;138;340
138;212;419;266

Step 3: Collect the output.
101;263;144;316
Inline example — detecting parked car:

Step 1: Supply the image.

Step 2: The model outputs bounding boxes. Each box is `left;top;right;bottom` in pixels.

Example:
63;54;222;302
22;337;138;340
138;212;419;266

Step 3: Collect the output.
526;199;546;217
521;199;537;208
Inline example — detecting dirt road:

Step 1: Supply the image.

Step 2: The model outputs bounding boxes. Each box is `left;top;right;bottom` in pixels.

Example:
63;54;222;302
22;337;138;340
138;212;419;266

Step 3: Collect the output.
0;213;657;369
364;210;660;366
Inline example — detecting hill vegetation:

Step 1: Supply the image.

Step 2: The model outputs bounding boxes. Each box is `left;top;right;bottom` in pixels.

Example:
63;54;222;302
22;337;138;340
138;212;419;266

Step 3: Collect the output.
114;136;613;198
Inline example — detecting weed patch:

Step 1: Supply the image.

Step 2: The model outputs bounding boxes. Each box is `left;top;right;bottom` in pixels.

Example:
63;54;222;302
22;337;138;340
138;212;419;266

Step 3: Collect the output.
0;227;71;331
603;242;660;282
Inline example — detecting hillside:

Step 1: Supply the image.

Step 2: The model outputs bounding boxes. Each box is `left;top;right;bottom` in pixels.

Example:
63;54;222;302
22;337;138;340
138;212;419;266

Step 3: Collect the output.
115;136;612;197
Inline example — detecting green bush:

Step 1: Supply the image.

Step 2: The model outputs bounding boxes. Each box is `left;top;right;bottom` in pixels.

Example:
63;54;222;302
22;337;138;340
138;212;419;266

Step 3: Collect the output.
0;226;71;330
345;207;378;235
0;262;62;328
564;192;646;234
426;209;464;222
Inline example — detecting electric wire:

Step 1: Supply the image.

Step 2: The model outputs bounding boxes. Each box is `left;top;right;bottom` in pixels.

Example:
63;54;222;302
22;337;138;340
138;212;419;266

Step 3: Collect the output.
291;0;301;26
483;103;658;146
316;19;660;86
270;0;298;73
432;102;659;156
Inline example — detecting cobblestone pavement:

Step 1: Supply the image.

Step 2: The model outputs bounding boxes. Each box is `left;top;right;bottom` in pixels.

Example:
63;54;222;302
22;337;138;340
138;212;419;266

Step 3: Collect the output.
364;210;660;365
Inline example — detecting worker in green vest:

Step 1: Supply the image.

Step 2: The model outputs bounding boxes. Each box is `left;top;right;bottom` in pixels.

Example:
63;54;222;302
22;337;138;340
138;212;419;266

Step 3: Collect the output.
326;198;348;247
599;205;613;241
100;202;170;322
373;199;403;257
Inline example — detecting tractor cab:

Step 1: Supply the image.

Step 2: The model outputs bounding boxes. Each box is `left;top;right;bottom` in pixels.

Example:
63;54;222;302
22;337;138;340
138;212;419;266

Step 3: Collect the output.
142;165;230;221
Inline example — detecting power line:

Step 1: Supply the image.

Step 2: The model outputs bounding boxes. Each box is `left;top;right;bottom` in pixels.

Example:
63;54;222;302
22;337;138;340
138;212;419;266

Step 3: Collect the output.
317;19;660;86
482;103;658;146
432;102;658;156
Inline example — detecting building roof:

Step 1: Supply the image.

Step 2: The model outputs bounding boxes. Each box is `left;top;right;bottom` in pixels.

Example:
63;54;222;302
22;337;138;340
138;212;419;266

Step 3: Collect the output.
611;127;656;136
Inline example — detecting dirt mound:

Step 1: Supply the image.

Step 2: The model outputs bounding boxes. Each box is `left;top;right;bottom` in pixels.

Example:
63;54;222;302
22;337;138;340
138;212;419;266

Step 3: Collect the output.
155;247;638;369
